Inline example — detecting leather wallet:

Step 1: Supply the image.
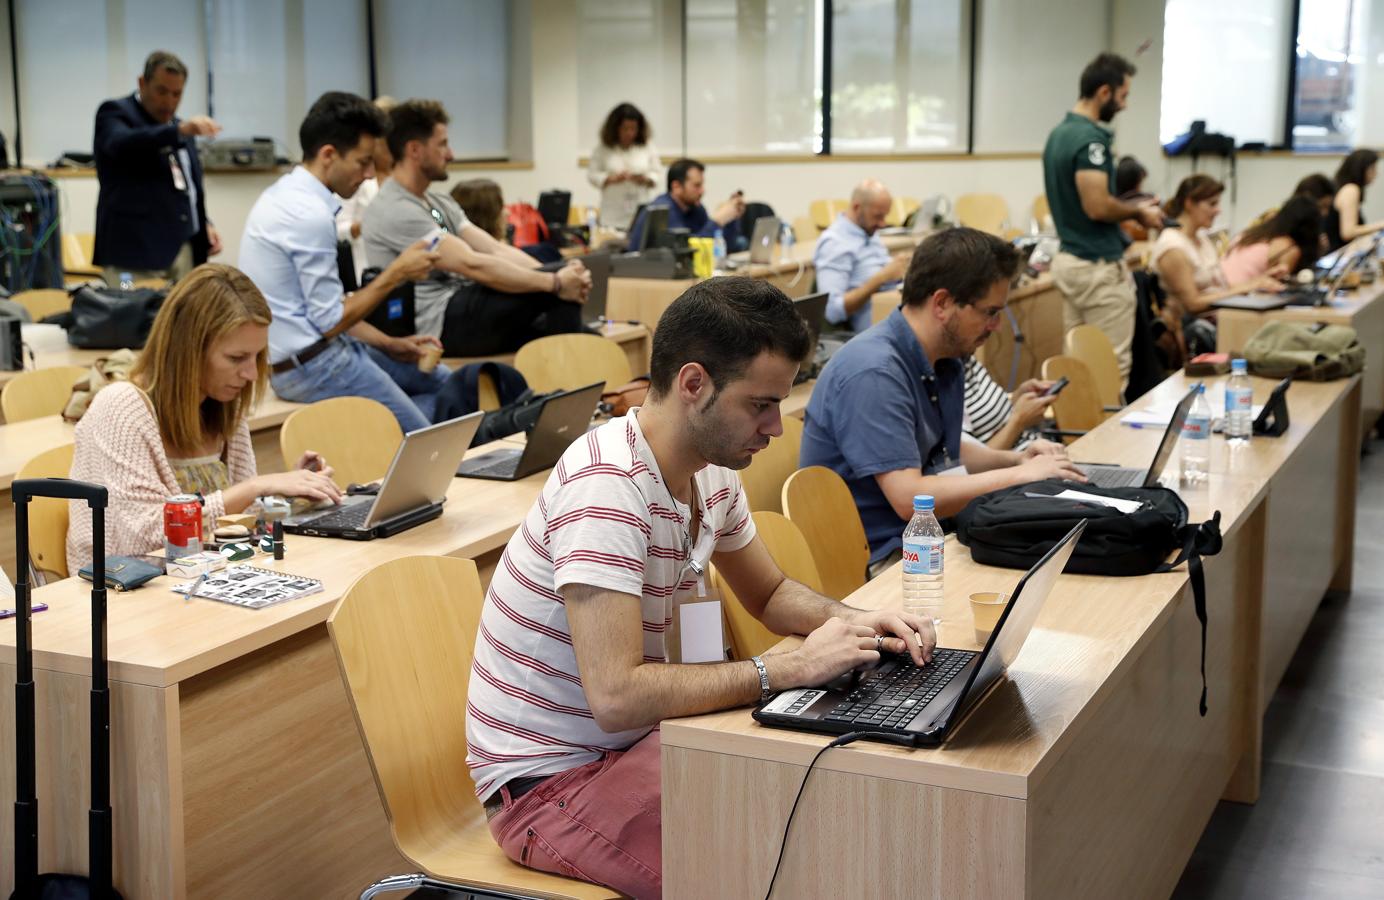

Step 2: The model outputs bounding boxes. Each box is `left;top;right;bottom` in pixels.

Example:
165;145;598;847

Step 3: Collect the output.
78;556;163;591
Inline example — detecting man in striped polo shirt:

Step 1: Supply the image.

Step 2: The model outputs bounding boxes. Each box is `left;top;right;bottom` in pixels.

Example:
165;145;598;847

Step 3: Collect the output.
467;277;937;897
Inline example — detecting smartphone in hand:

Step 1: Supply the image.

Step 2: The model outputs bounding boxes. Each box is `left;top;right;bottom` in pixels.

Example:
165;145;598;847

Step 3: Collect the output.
1041;376;1070;398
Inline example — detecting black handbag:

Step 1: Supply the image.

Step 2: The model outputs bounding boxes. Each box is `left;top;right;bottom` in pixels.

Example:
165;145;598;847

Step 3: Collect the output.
66;286;166;349
955;479;1222;714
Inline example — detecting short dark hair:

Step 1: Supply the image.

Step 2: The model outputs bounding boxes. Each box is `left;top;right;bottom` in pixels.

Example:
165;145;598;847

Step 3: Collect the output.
142;50;187;82
599;102;651;148
300;91;388;161
649;277;812;397
1114;155;1148;197
902;228;1021;309
1335;148;1379;197
1079;53;1136;100
667;158;704;193
1293;173;1336;202
387;99;450;163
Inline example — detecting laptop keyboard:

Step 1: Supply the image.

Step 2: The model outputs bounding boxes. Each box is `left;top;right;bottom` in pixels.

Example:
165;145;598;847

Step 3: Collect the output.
1079;465;1145;488
306;502;372;530
821;648;972;729
463;455;521;479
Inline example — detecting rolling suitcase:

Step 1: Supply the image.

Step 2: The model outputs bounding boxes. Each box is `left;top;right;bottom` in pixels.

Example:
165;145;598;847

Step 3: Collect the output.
10;478;122;899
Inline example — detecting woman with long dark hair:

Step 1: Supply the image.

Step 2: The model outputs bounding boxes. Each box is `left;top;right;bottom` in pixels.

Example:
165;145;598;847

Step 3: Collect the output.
1326;149;1382;250
1221;195;1323;285
587;102;661;228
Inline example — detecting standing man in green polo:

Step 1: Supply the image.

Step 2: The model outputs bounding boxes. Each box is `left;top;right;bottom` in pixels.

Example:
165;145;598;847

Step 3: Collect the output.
1043;53;1162;390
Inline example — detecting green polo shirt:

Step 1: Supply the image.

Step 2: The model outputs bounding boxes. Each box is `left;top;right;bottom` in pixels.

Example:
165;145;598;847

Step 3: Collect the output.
1042;112;1124;263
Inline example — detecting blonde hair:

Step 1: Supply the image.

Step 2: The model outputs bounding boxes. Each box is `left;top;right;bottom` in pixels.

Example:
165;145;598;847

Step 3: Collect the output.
131;264;272;457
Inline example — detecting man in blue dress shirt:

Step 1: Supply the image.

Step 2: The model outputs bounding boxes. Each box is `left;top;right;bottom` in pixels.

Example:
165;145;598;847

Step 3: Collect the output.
239;92;442;432
627;158;745;251
813;179;911;334
800;228;1084;573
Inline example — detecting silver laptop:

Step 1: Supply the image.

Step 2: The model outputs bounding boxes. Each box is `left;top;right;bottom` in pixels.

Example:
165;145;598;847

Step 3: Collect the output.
1077;387;1197;488
725;216;782;269
283;412;482;540
457;382;604;481
754;521;1085;746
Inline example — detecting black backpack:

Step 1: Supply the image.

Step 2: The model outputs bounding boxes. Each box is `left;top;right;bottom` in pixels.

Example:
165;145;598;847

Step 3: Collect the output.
955;479;1223;714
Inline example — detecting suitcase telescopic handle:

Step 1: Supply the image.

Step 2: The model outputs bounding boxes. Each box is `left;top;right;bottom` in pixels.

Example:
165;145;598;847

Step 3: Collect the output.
12;477;108;508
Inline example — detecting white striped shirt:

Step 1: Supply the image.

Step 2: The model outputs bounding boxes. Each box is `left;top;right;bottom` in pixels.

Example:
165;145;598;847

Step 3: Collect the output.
465;410;756;800
962;357;1037;449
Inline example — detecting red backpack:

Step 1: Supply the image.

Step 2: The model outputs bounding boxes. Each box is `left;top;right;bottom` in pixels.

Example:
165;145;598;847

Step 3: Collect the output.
505;202;550;247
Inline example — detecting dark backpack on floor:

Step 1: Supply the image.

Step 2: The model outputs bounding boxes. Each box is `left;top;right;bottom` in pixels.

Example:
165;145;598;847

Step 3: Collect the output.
955;479;1223;714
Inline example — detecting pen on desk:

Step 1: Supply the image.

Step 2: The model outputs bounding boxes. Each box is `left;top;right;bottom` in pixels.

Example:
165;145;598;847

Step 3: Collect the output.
0;602;48;619
185;572;208;603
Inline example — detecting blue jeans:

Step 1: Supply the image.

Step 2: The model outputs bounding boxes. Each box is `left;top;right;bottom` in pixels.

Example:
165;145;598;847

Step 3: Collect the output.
270;337;450;433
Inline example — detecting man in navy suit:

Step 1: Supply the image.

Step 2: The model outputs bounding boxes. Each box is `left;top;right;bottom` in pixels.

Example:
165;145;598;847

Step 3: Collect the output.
93;50;223;284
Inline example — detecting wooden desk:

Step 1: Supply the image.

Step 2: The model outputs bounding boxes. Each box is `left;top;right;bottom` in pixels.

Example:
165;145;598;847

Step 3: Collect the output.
1215;279;1384;434
0;347;106;388
871;274;1064;390
0;375;818;899
662;371;1360;898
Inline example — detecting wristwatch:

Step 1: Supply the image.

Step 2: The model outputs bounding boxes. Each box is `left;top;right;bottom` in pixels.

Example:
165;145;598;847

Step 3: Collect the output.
751;655;772;701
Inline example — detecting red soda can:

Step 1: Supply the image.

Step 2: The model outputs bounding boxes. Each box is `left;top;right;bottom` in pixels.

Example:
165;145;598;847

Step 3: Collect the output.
163;494;203;558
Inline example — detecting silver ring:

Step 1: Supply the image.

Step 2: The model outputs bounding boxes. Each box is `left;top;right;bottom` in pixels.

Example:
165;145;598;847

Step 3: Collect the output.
874;634;885;652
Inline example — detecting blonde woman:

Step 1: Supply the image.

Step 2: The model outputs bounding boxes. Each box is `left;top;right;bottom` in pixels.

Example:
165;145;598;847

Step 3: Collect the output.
66;264;340;572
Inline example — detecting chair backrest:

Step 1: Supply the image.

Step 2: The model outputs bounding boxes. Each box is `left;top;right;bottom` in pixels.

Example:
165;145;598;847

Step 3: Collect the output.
279;396;403;487
1064;324;1122;409
16;443;76;582
886;196;920;228
1042;355;1104;435
0;365;88;423
513;333;632;394
11;289;72;321
1032;194;1053;232
791;214;818;242
780;466;869;601
327;556;487;860
954;193;1010;236
809;198;848;230
715;511;823;659
737;415;803;514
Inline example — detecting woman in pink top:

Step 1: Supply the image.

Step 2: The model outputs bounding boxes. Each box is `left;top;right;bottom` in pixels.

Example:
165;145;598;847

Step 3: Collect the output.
66;264;341;572
1221;195;1324;287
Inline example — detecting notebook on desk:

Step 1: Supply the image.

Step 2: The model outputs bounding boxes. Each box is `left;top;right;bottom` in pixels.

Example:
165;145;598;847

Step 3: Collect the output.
754;521;1084;746
283;412;482;540
1075;387;1196;488
457;382;604;481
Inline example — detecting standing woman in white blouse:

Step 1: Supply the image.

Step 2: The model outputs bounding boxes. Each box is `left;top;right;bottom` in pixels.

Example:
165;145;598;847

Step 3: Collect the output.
588;103;662;228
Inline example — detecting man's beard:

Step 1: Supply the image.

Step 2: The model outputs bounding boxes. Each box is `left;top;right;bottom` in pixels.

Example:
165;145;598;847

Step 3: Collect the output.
1098;98;1120;123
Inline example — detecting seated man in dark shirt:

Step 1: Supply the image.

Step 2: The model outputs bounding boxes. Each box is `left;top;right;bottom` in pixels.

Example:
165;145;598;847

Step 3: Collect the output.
627;157;745;251
800;228;1084;574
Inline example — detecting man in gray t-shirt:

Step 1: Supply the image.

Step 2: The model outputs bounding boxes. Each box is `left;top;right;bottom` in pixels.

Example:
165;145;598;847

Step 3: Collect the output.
363;99;590;356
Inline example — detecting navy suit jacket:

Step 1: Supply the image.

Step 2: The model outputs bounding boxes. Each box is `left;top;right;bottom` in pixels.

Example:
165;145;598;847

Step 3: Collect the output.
93;94;209;270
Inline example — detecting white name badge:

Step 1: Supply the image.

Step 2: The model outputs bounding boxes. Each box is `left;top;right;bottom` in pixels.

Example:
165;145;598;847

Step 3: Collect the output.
677;599;725;664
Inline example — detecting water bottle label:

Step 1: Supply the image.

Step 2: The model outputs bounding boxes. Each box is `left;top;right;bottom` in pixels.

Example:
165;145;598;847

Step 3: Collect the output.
1182;416;1211;439
1225;388;1252;413
901;539;943;575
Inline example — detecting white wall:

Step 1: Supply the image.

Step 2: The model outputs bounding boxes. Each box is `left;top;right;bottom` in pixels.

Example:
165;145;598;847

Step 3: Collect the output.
47;0;1348;266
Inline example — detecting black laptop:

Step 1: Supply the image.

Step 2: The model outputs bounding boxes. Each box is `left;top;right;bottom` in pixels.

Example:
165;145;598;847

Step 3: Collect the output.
1076;387;1197;488
793;292;845;383
457;382;604;481
283;412;482;540
754;521;1085;746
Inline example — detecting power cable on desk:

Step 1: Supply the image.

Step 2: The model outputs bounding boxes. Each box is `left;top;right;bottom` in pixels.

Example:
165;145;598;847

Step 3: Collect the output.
762;729;918;899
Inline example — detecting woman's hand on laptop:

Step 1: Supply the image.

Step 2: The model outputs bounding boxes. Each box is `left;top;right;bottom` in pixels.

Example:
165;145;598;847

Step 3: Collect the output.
253;469;342;505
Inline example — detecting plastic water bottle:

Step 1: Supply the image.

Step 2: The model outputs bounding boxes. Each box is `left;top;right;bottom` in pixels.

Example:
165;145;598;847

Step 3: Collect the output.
901;495;945;622
118;271;134;291
585;205;598;234
1224;358;1253;443
780;220;795;256
712;228;727;271
1180;384;1212;484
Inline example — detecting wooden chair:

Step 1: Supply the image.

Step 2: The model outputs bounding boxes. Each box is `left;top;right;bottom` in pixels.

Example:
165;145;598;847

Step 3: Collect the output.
130;277;170;290
326;556;618;900
279;397;403;487
1064;324;1123;409
791;214;818;242
514;333;632;394
737;415;803;514
954;193;1010;236
713;511;824;659
1042;355;1105;441
780;466;870;601
11;288;72;321
886;196;920;228
0;365;88;423
809;199;848;230
16;443;76;584
1032;195;1053;233
61;232;103;283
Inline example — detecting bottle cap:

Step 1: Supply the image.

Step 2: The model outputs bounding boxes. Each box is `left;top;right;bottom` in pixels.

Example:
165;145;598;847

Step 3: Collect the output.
1231;358;1247;373
912;494;934;511
1195;383;1206;394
